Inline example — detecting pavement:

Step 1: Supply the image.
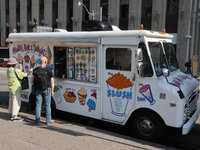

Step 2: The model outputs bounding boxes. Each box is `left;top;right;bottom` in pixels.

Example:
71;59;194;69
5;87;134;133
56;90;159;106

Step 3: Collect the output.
0;105;179;150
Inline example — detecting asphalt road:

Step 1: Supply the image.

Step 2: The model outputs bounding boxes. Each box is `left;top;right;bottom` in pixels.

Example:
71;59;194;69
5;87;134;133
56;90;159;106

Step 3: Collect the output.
1;66;200;150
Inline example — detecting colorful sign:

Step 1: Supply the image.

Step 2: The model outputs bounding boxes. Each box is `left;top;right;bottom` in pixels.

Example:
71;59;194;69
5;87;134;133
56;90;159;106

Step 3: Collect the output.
139;84;156;105
106;72;133;117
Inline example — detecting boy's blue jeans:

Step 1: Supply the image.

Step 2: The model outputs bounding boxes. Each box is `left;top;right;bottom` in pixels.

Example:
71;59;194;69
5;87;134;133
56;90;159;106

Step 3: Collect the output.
35;88;51;123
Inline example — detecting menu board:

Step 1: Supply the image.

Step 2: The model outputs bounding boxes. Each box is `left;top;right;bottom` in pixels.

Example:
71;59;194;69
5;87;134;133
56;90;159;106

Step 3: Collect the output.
74;47;96;82
89;48;96;82
68;48;74;79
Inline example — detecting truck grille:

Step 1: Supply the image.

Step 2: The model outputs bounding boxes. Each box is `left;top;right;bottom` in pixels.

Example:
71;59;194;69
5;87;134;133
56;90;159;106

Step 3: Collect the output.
187;92;198;117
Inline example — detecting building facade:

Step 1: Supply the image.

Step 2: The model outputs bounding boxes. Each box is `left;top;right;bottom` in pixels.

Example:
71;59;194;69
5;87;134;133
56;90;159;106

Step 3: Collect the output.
0;0;200;72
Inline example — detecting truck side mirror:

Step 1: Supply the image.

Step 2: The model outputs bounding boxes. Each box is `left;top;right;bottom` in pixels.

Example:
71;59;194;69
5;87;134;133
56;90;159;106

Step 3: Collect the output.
136;48;143;61
137;62;144;77
137;62;143;70
162;68;170;76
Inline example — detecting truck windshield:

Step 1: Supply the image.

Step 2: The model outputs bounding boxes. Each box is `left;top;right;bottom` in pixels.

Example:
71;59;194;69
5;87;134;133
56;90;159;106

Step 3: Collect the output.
148;42;168;77
163;42;179;72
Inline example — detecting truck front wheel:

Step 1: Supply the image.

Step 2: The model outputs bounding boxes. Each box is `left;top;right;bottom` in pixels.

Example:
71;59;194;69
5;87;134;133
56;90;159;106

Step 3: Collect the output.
132;110;164;141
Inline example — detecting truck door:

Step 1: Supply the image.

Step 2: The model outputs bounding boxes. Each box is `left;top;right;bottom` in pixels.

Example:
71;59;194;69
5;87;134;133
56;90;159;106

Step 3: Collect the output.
102;46;136;123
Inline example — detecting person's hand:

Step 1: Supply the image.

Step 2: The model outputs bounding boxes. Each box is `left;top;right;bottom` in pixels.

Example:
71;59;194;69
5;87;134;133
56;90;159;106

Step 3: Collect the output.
19;64;23;70
51;91;54;96
30;67;33;72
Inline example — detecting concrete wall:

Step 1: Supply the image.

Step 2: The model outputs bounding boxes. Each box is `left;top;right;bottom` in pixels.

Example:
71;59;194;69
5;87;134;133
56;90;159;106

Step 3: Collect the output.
73;0;82;31
9;0;16;33
108;0;120;26
32;0;40;26
151;0;167;32
1;0;6;46
44;0;53;27
58;0;67;29
90;0;101;21
20;0;27;32
176;0;193;72
128;0;142;30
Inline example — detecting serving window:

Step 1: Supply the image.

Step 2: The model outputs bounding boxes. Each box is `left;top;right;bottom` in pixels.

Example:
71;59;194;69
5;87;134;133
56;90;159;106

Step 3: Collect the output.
54;47;97;83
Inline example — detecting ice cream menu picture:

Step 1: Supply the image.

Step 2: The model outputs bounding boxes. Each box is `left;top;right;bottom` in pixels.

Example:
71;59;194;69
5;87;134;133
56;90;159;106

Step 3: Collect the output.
89;48;96;82
75;48;89;81
12;44;53;73
74;47;97;82
68;48;74;79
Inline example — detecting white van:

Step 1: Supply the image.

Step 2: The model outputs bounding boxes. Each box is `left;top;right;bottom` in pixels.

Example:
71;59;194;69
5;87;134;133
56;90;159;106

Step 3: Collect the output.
6;21;200;141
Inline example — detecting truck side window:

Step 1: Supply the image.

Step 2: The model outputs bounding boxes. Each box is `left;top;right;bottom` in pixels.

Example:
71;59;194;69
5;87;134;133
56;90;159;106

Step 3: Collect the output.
106;48;131;71
138;43;153;77
54;47;67;78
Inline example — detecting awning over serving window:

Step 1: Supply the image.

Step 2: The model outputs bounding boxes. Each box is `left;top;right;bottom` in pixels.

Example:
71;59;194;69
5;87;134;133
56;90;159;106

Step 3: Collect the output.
6;38;100;43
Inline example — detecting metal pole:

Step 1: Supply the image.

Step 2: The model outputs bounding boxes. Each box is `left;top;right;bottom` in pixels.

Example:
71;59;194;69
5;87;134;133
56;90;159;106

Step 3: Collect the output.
100;7;102;21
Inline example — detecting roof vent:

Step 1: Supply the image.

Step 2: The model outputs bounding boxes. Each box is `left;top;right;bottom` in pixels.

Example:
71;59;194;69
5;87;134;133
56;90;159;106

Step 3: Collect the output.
54;29;68;32
82;20;112;31
111;25;121;31
33;26;52;32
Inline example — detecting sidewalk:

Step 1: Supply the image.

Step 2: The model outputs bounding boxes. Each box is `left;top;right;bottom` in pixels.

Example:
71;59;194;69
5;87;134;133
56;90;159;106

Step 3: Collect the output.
0;105;178;150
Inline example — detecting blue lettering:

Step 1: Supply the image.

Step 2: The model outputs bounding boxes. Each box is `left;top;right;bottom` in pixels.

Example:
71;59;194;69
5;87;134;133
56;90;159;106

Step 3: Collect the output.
107;89;111;97
126;92;132;99
122;91;126;99
107;90;132;100
137;97;146;102
112;90;116;97
116;91;122;97
91;89;97;93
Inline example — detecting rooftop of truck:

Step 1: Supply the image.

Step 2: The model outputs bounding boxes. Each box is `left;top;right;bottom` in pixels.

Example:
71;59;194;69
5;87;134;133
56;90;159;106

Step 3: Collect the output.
7;28;173;43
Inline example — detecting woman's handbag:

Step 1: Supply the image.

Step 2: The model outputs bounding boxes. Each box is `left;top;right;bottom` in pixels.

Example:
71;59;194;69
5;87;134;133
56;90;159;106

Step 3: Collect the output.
14;69;29;90
31;84;36;95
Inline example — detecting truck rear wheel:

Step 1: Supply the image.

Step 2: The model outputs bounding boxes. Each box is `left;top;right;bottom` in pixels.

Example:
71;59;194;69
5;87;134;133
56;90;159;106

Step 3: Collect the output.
132;110;164;141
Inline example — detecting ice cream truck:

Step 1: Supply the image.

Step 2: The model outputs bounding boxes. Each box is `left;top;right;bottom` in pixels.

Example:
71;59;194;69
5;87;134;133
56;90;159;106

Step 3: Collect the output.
6;20;200;141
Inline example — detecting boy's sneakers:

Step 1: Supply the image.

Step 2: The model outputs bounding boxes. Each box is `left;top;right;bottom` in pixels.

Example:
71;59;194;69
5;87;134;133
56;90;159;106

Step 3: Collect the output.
11;116;24;122
46;120;54;125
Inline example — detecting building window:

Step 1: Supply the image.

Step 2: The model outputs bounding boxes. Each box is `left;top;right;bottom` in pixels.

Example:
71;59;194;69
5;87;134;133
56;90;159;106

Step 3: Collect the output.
39;0;44;26
6;0;9;38
141;0;152;30
53;0;58;30
101;0;108;22
83;0;90;20
67;0;73;31
165;0;179;33
28;0;32;32
16;0;20;32
119;0;129;30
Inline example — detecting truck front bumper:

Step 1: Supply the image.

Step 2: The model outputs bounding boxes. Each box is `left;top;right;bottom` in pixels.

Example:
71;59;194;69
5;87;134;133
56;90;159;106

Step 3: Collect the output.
182;104;200;135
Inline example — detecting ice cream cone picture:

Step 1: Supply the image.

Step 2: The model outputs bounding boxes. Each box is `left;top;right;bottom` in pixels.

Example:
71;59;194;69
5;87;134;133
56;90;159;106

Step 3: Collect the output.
139;84;156;105
87;92;97;112
78;87;87;105
17;54;23;64
24;53;30;63
45;46;52;65
30;55;36;68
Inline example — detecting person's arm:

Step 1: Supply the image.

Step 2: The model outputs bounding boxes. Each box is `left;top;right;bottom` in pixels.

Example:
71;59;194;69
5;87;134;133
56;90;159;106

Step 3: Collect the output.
51;77;54;96
31;75;34;84
23;68;33;77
